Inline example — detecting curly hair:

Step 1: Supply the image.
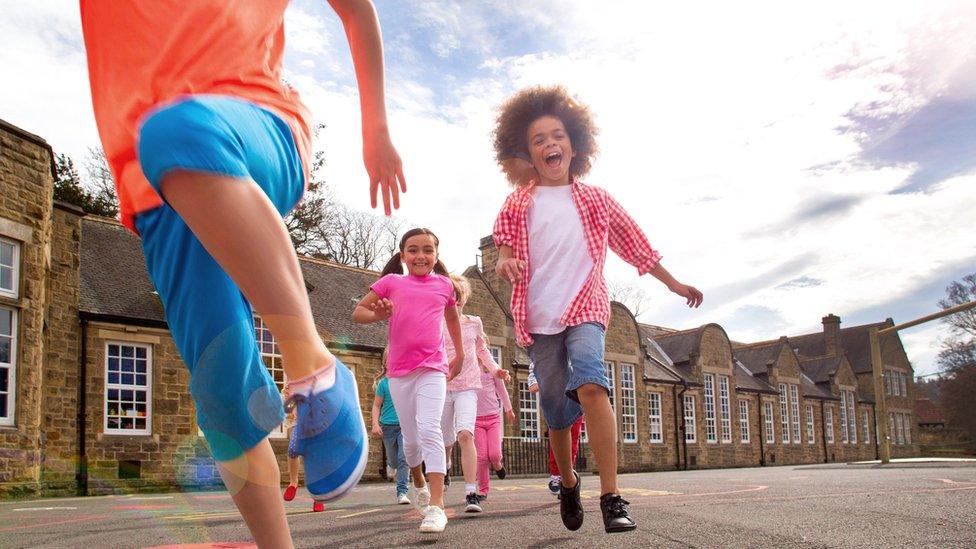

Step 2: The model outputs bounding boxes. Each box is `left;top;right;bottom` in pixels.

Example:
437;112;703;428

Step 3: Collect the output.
492;85;599;185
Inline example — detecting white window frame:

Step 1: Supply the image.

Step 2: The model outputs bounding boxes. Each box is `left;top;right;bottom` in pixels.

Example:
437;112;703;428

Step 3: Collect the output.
839;391;849;444
254;315;287;439
718;375;732;443
604;361;617;410
862;409;870;445
648;392;663;443
790;384;801;444
903;412;912;444
763;401;775;444
847;391;857;444
518;379;540;440
683;394;697;443
896;413;906;445
806;404;815;444
825;406;835;444
620;363;637;443
704;374;717;443
0;307;17;426
778;383;790;443
892;372;901;396
104;341;152;435
884;371;892;395
489;345;502;367
0;238;19;299
899;373;907;397
889;412;896;445
738;399;750;443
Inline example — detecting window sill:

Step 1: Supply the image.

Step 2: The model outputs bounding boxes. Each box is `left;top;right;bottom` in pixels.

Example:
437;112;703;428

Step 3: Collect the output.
97;432;158;442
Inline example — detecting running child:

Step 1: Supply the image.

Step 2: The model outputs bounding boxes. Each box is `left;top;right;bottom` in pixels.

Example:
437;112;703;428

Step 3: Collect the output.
371;351;411;505
80;1;404;545
491;85;703;533
352;228;463;533
528;367;584;497
281;384;325;512
473;357;516;500
441;275;511;513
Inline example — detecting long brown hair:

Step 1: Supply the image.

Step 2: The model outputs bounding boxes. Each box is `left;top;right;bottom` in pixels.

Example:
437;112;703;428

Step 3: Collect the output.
380;228;449;276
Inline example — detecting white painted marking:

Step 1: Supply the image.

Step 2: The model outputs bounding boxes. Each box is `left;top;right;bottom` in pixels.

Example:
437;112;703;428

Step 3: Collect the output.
125;496;174;500
13;506;77;511
338;508;381;519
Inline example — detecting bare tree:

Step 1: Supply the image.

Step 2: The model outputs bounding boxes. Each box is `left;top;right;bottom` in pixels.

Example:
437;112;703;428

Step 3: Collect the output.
608;279;650;318
84;147;119;216
935;273;976;441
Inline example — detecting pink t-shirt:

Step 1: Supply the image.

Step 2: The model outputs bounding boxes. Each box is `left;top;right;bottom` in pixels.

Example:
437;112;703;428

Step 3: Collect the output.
445;315;500;392
476;370;513;417
371;273;457;377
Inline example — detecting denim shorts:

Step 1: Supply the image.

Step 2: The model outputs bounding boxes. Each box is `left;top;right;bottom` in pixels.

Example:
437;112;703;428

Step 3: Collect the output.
525;322;610;431
134;95;304;460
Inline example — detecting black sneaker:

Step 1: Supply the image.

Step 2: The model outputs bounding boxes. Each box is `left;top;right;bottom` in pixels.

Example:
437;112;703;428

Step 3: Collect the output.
494;466;507;480
465;492;483;513
558;471;583;531
476;493;487;503
548;475;561;495
600;493;636;533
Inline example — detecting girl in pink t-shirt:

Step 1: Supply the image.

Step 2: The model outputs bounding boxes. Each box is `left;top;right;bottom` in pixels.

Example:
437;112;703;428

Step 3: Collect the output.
353;228;463;533
441;275;510;513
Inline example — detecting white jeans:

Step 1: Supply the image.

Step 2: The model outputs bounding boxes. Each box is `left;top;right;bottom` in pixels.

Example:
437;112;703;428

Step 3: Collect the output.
441;389;478;446
388;368;447;474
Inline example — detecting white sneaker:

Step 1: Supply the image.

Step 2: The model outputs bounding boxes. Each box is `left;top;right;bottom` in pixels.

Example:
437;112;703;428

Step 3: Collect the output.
410;485;431;514
419;505;448;533
397;493;411;505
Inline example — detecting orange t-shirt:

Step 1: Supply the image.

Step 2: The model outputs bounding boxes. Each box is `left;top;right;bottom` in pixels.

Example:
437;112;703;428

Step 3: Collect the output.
80;0;312;232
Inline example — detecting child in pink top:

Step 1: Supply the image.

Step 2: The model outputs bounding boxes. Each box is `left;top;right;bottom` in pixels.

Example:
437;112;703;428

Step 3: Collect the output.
474;369;515;498
441;275;510;512
353;228;463;533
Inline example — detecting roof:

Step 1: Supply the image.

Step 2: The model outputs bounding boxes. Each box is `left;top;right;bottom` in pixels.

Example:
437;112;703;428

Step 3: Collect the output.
734;360;777;394
80;217;389;348
732;341;782;376
638;323;678;339
651;327;703;365
799;355;842;384
788;321;900;375
800;373;838;400
915;398;947;425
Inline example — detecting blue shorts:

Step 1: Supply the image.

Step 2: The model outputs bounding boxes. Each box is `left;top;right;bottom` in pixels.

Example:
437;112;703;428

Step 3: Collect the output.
134;95;304;460
525;322;610;431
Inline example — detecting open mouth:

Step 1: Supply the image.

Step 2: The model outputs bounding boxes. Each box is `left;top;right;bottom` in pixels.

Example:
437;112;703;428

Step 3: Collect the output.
545;151;562;169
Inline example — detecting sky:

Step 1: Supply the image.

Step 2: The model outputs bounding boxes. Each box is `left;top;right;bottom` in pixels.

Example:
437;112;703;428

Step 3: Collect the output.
1;0;974;376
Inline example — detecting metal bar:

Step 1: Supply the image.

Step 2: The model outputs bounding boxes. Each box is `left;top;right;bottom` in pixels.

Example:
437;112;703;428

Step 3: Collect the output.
879;300;976;335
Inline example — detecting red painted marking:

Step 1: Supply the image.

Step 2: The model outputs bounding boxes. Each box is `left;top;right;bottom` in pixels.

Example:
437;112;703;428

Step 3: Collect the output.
0;515;103;533
144;544;256;549
111;504;175;511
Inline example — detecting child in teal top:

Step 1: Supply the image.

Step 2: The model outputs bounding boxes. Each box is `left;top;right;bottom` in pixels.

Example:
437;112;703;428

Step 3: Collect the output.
372;359;410;504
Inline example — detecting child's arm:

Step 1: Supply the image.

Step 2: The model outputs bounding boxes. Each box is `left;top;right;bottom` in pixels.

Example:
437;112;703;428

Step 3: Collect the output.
370;395;384;438
495;244;526;283
328;0;406;215
444;305;465;381
605;193;703;308
352;290;394;323
494;376;516;422
492;195;527;283
475;324;510;381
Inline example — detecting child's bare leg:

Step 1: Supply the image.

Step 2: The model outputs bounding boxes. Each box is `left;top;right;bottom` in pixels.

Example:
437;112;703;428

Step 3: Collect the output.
577;383;618;495
160;171;332;380
410;464;427;488
427;472;445;508
287;455;299;487
457;430;478;487
216;438;293;548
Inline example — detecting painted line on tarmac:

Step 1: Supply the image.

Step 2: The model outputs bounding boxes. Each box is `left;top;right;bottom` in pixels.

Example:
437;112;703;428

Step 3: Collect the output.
13;506;78;511
125;495;174;500
0;515;103;532
659;484;976;507
931;478;976;485
338;508;381;519
668;485;768;498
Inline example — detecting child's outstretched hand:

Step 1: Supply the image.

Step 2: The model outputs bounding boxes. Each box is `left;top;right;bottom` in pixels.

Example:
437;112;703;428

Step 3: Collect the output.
447;353;464;381
369;298;394;321
364;131;406;216
496;257;526;283
505;409;516;423
670;283;703;308
501;156;537;186
494;368;511;382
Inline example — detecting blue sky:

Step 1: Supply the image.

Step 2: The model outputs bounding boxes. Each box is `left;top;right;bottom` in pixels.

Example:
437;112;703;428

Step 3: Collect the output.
1;0;974;375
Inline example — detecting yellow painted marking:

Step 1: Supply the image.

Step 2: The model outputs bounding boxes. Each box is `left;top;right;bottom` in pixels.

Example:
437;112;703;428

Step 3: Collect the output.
618;488;676;497
338;508;381;519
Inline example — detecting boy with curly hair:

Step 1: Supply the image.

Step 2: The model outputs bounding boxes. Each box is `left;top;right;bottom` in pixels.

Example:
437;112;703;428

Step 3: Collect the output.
491;85;703;533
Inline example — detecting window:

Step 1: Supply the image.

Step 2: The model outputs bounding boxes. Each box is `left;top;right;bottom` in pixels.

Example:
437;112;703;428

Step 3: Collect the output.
683;394;697;442
255;316;286;438
825;406;834;444
889;412;896;444
719;375;732;443
739;400;750;443
884;372;892;395
604;361;616;410
0;307;16;426
862;409;870;444
778;383;790;443
0;239;19;299
891;372;901;396
704;374;717;443
518;380;539;440
790;385;801;444
489;345;502;367
763;401;775;443
806;404;815;444
620;363;637;443
839;391;849;443
847;391;857;444
648;392;663;443
104;342;152;434
903;413;912;444
899;373;907;397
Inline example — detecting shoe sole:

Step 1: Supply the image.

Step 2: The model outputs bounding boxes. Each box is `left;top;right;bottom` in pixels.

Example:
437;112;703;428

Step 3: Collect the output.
419;524;446;533
465;504;483;513
605;523;638;533
304;363;370;503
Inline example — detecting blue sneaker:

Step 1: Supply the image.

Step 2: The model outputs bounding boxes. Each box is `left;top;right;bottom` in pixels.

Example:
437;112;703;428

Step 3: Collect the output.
286;359;368;502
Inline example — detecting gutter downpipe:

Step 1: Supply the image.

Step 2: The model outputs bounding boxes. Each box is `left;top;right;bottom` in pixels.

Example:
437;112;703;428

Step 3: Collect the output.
758;396;766;466
674;382;688;470
821;401;829;463
76;316;88;496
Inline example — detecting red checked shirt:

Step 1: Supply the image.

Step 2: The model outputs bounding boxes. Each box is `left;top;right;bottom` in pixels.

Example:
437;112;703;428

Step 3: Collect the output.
492;178;662;346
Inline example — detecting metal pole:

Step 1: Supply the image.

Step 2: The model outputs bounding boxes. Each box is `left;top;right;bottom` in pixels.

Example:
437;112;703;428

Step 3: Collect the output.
869;327;891;464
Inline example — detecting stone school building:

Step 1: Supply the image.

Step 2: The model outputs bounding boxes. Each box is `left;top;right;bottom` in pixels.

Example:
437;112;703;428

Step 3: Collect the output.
0;119;918;498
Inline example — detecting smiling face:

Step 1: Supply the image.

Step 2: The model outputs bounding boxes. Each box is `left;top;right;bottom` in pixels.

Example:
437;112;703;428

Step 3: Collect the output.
401;233;439;276
526;115;575;186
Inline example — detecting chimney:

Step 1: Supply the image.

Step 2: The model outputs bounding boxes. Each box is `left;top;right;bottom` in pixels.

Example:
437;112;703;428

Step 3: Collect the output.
479;235;498;276
822;314;841;356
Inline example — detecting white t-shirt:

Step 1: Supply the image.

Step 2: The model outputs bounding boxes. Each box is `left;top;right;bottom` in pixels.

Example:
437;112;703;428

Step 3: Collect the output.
526;185;594;334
